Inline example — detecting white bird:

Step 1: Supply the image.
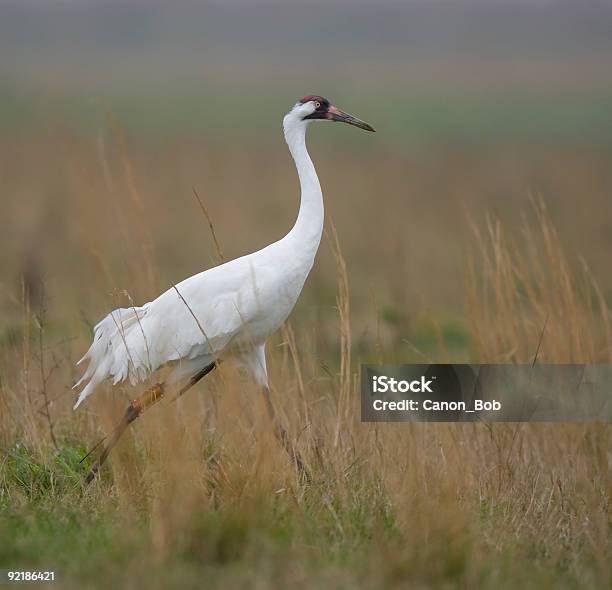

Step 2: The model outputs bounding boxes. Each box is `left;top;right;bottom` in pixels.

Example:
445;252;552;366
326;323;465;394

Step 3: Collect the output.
75;95;374;481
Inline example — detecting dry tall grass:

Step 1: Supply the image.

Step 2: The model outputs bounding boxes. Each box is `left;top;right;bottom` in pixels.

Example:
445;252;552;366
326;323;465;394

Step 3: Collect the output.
0;133;610;588
467;199;611;363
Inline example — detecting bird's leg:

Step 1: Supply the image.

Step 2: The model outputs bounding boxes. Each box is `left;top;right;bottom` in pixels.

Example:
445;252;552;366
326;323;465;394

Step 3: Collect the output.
84;362;217;485
261;386;309;479
84;382;166;484
171;361;217;401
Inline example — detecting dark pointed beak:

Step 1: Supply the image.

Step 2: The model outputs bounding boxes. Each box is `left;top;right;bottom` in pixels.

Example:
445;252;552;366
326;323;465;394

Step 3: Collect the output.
329;105;376;132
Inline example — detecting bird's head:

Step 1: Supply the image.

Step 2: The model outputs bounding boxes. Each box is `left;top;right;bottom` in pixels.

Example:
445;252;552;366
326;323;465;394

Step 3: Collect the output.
285;95;375;133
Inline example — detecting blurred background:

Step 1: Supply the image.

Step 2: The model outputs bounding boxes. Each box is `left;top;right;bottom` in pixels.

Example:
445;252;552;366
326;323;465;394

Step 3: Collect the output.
1;0;611;359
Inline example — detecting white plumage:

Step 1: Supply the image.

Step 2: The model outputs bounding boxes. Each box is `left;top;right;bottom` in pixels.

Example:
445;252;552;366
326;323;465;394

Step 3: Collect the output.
74;96;374;409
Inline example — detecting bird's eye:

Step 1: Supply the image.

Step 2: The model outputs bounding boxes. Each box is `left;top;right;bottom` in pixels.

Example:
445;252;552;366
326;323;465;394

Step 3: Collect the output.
314;101;321;109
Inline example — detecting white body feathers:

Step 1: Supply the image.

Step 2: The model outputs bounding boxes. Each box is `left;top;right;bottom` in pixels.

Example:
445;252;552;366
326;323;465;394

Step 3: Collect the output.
74;101;323;409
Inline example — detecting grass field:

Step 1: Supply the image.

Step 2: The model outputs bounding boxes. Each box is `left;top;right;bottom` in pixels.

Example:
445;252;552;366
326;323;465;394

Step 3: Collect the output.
0;83;611;587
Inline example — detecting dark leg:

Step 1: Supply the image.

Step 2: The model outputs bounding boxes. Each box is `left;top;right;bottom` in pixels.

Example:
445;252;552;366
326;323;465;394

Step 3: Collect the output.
84;362;216;484
171;361;218;401
261;386;309;479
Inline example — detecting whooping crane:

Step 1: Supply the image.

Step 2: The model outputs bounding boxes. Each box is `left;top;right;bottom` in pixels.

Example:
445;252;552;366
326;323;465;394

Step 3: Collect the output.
75;96;375;482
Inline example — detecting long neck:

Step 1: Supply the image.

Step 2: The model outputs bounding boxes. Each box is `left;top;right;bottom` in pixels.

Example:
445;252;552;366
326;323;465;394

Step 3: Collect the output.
283;119;324;259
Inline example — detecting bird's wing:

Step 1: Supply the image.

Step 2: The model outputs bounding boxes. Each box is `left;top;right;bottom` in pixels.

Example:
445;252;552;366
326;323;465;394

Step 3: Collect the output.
73;250;277;408
144;249;282;363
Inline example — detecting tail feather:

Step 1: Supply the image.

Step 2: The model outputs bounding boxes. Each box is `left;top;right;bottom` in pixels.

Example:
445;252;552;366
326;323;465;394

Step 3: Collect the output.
73;305;150;409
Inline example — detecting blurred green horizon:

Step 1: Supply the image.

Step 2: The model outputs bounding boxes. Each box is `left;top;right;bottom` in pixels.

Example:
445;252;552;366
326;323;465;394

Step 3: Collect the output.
4;80;612;146
2;1;612;145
